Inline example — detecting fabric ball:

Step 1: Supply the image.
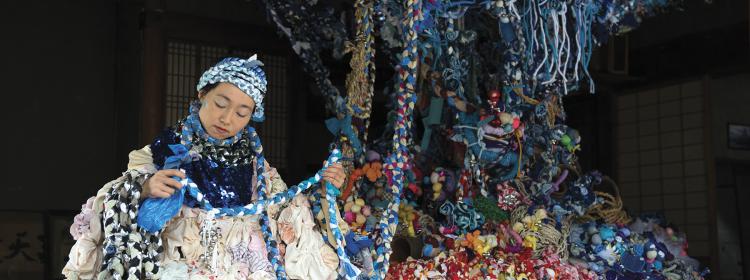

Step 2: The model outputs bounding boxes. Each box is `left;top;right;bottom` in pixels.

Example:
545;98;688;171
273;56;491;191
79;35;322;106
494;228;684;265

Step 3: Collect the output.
362;206;372;217
512;118;520;129
591;234;602;245
430;173;441;184
599;226;615;241
534;209;547;220
344;211;356;223
588;225;599;235
366;150;381;162
433;183;443;193
499;112;513;124
422;244;433;257
561;135;572;146
513;222;524;233
355;198;366;207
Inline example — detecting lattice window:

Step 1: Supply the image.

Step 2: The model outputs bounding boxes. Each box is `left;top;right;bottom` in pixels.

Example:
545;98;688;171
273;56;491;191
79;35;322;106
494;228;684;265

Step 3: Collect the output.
166;42;198;125
165;41;289;169
615;80;711;256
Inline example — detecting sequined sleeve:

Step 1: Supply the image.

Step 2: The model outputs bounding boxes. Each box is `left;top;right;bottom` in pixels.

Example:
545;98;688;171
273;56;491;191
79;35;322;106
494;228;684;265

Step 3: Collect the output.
150;128;181;169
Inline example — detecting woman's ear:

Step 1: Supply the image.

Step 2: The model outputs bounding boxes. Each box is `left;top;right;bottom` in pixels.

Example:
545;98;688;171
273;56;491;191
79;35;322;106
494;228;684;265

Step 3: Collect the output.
197;91;207;107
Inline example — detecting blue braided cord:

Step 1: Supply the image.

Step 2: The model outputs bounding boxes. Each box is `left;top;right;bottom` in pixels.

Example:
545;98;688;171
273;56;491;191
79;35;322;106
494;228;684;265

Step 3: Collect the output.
372;162;406;280
325;182;362;279
181;150;341;217
248;126;287;279
177;146;341;279
308;192;331;244
371;1;421;277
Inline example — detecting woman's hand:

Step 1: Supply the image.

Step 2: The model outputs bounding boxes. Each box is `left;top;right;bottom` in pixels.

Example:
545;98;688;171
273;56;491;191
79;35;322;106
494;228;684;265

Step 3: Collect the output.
143;169;186;198
322;162;346;189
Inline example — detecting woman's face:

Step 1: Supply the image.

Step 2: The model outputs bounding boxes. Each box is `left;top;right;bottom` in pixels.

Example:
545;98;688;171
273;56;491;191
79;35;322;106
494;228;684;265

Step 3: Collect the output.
198;82;255;140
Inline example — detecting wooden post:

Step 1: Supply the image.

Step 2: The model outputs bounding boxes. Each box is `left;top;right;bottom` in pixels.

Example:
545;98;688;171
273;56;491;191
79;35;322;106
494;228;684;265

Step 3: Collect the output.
702;75;720;277
140;0;165;146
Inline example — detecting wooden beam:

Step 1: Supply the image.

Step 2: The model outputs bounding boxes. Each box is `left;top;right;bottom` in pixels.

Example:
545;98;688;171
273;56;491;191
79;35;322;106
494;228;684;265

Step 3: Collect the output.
141;2;166;146
702;75;720;276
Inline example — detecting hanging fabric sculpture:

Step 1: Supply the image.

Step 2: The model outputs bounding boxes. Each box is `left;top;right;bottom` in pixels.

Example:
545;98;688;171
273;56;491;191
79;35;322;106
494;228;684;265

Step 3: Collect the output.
65;0;711;278
258;0;708;278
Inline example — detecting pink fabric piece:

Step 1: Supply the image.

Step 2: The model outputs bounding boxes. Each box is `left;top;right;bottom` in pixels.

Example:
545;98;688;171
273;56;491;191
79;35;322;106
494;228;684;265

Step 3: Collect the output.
70;197;96;240
481;123;507;136
249;232;269;257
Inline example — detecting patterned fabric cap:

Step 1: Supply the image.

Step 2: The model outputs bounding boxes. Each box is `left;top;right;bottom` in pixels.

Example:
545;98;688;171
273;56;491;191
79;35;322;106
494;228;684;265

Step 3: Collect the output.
197;55;268;122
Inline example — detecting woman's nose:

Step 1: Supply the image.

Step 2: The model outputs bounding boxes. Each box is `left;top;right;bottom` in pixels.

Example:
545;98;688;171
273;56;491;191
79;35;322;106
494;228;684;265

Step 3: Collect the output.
219;110;231;124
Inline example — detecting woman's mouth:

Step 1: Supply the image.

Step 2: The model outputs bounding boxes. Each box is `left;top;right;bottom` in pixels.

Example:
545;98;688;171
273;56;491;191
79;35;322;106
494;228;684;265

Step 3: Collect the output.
214;125;229;134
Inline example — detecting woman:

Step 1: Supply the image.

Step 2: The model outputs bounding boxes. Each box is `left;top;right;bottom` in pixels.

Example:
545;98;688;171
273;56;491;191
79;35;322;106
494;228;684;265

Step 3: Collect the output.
63;55;348;280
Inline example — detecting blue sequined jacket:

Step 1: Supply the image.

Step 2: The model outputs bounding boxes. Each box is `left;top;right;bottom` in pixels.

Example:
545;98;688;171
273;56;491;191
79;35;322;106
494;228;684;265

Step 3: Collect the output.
150;128;285;208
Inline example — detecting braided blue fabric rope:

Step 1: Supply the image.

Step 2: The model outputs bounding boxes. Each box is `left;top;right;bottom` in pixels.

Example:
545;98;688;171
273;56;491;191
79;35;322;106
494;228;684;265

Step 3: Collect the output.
179;149;341;218
324;182;362;279
176;146;341;280
372;0;421;278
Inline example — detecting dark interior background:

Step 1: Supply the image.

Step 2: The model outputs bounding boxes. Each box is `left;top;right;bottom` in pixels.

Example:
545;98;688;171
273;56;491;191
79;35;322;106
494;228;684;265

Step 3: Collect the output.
0;0;748;278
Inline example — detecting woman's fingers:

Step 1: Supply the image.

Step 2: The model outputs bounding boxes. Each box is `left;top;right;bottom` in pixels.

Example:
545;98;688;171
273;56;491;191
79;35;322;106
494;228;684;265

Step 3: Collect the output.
324;164;344;176
143;171;180;199
322;171;333;179
326;171;342;179
323;175;344;189
323;176;339;185
321;161;347;188
161;169;186;179
144;173;183;199
163;178;184;190
321;162;347;189
156;182;175;195
153;189;172;198
322;161;343;169
328;163;343;171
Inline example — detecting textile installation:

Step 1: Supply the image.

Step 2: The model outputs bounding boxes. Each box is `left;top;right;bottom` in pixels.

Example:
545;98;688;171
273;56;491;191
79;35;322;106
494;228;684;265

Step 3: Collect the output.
63;0;710;279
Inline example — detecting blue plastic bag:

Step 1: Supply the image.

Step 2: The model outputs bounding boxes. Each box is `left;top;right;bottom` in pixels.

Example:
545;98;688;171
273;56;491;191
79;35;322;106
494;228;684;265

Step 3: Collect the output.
137;144;191;233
